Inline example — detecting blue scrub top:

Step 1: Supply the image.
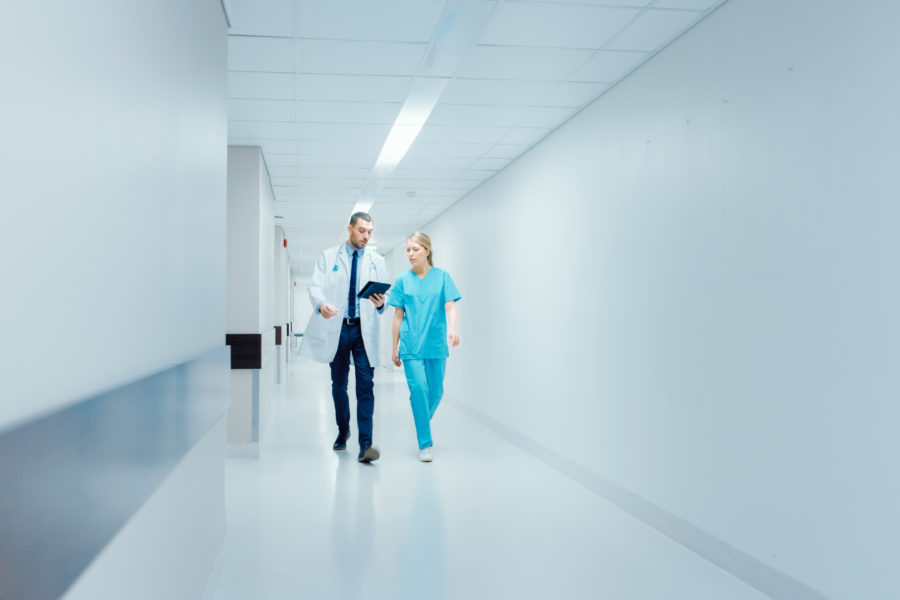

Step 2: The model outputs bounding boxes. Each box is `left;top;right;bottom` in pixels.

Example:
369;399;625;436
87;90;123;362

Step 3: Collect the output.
388;267;461;359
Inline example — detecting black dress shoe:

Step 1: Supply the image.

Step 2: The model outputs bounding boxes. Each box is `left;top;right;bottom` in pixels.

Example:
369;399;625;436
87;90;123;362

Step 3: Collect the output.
333;431;349;451
357;444;380;463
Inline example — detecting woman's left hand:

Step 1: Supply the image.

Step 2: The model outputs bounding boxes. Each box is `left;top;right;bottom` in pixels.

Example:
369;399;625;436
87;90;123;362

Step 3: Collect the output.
448;331;460;347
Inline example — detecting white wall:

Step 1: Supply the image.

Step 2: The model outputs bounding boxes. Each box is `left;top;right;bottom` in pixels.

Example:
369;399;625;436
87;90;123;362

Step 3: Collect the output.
388;1;900;598
0;1;228;597
62;418;227;600
274;226;288;327
226;146;275;335
226;147;262;334
0;2;227;430
273;226;290;378
226;146;277;448
258;159;275;333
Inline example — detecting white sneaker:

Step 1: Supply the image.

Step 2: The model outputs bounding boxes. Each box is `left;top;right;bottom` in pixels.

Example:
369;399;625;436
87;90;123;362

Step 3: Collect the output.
418;446;433;462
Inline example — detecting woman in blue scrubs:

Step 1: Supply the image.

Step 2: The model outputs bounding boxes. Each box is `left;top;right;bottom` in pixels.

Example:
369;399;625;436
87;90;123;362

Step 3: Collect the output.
389;232;460;462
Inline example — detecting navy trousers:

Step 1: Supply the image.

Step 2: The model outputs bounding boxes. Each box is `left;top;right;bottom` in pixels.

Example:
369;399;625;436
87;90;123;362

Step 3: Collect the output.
329;321;375;446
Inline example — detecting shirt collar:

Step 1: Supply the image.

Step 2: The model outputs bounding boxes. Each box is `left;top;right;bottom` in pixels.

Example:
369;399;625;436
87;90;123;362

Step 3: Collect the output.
345;243;363;257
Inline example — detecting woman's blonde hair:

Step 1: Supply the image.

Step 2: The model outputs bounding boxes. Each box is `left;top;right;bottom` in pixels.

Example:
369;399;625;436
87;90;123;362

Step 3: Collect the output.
408;231;434;266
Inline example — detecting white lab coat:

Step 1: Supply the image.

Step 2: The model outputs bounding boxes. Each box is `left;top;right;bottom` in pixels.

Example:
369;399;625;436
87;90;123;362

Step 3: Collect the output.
300;245;390;365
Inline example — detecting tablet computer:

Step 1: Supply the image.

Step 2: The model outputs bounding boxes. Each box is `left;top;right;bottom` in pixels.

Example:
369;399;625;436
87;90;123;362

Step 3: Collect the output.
357;280;391;299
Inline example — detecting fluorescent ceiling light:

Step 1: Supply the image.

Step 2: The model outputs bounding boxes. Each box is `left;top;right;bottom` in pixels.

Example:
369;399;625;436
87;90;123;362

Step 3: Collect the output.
376;124;425;166
356;1;496;214
359;77;449;205
373;77;449;171
350;196;375;218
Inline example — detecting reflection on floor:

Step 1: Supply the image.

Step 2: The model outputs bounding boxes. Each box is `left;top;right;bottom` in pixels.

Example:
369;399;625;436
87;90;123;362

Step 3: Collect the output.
209;354;765;600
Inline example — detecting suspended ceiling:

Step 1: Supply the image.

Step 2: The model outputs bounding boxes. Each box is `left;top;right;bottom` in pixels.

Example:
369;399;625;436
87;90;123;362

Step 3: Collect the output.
225;0;727;281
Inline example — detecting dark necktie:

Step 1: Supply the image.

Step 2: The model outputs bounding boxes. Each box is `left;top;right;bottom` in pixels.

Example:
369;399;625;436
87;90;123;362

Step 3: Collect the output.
348;249;358;318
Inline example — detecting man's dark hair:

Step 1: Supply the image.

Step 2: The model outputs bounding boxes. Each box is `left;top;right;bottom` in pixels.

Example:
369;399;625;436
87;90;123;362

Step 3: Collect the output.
349;211;373;226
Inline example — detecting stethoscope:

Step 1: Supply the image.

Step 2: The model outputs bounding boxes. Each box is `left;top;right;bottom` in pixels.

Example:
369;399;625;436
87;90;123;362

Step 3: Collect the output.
332;249;377;276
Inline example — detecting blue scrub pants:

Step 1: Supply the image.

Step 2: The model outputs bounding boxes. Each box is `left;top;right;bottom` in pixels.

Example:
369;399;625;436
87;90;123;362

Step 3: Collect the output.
402;358;446;450
330;321;375;446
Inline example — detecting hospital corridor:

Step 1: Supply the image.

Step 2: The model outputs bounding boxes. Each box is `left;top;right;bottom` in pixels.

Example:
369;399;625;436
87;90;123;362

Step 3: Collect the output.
206;357;767;600
2;1;898;599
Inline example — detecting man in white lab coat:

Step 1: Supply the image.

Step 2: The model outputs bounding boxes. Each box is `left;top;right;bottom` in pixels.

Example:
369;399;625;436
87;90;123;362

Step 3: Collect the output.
300;212;390;463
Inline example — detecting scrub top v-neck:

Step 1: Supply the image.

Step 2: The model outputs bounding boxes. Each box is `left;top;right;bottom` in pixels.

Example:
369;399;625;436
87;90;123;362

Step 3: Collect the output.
388;267;461;360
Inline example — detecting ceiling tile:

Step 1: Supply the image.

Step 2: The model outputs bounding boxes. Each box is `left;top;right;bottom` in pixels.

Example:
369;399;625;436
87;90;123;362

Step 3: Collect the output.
276;200;352;209
543;81;609;107
289;202;354;211
229;99;295;122
418;202;457;214
500;127;549;145
506;0;651;4
377;211;427;224
417;125;510;145
373;197;418;207
569;50;646;82
264;154;302;167
290;211;354;223
272;185;300;195
294;0;445;42
428;104;530;128
470;157;510;170
270;177;303;187
391;169;464;181
608;9;702;52
277;185;362;195
479;3;639;49
296;101;400;124
277;191;357;202
268;165;300;178
298;167;372;179
229;121;296;139
412;1;497;78
297;74;413;102
380;184;460;196
398;156;476;170
404;142;489;158
441;78;556;106
228;0;293;37
485;144;530;159
519;106;578;128
293;177;367;188
228;36;294;72
386;179;474;190
456;46;593;81
654;0;721;9
296;39;425;76
378;191;455;203
296;123;391;142
458;169;498;181
244;139;299;154
297;154;377;169
228;71;294;100
297;140;382;157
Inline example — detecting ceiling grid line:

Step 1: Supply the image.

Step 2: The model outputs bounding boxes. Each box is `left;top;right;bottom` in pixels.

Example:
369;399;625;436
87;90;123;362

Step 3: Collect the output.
226;0;730;280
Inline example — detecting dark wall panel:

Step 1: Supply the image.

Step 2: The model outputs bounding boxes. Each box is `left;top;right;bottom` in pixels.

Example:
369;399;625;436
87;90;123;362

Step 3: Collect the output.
0;347;230;600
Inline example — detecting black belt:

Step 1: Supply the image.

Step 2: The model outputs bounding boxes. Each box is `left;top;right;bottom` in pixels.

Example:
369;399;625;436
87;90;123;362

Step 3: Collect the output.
342;317;360;325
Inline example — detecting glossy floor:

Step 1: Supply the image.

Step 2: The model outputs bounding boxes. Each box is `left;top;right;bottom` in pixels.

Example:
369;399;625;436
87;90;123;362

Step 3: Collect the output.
208;356;766;600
